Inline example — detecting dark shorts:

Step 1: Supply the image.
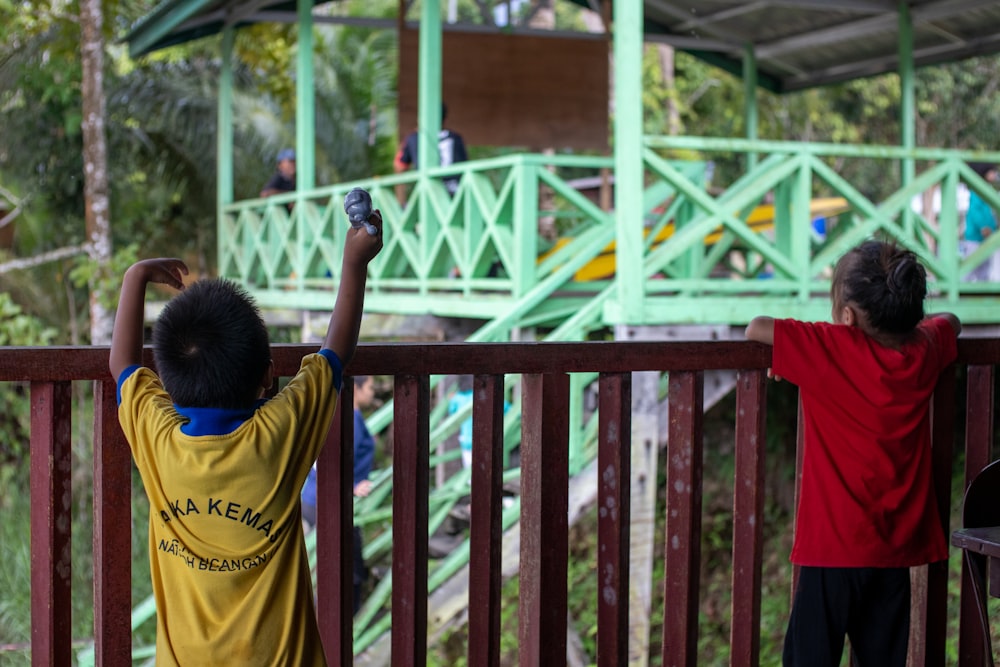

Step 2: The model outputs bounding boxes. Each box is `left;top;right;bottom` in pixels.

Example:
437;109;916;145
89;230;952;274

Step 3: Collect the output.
783;566;910;667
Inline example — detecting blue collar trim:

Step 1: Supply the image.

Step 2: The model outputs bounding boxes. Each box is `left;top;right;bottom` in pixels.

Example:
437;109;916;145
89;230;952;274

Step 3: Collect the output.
175;401;264;436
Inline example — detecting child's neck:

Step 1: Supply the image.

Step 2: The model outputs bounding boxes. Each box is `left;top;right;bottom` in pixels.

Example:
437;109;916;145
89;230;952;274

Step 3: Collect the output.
859;324;911;351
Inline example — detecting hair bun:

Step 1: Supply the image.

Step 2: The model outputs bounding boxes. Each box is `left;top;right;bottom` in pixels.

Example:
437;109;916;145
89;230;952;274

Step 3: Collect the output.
887;260;909;296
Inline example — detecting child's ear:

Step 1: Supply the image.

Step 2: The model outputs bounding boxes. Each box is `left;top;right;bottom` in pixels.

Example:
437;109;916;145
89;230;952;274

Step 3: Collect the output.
841;305;858;327
260;360;275;393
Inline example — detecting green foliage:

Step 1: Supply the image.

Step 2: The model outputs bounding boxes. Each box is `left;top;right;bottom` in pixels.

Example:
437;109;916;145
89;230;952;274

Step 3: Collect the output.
69;243;139;311
0;29;86;247
642;45;677;135
0;293;57;462
0;380;30;465
0;464;32;664
236;24;298;112
913;55;1000;148
0;291;58;346
310;24;400;183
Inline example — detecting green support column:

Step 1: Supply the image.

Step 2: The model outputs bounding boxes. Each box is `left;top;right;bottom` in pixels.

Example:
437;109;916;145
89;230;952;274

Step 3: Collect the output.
898;3;915;235
418;0;443;277
513;157;539;299
743;43;759;171
613;0;644;324
296;0;315;193
940;162;960;301
217;27;234;209
794;155;812;299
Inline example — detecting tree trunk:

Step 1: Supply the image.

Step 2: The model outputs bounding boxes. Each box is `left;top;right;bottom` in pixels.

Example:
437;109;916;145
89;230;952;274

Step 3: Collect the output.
658;44;681;136
79;0;114;345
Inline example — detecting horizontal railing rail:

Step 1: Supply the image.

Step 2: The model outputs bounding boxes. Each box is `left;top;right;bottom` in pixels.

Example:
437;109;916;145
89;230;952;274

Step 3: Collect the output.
1;338;997;665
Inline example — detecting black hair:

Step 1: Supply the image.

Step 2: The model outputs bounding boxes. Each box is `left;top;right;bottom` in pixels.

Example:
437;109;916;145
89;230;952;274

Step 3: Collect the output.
152;279;271;409
353;375;370;388
970;162;997;179
831;240;926;335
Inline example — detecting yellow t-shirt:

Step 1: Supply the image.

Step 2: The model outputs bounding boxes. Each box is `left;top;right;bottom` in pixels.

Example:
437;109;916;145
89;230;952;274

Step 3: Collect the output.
118;353;340;666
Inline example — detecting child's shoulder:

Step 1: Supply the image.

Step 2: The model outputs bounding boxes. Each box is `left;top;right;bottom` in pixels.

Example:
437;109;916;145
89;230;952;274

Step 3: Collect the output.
775;317;839;337
914;316;960;354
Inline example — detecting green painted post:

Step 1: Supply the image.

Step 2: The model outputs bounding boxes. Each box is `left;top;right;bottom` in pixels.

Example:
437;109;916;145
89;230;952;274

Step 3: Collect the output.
217;28;234;209
794;155;812;300
774;178;792;259
216;27;234;274
613;0;644;323
514;159;540;300
744;44;759;172
296;0;315;193
418;0;443;278
940;161;960;301
898;3;915;235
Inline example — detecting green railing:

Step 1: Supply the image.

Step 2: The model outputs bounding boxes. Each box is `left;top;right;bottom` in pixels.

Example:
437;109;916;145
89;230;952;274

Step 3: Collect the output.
221;139;1000;330
640;136;1000;323
219;153;706;336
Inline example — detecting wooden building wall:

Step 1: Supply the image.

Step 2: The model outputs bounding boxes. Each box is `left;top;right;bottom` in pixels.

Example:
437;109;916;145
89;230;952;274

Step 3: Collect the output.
398;29;610;151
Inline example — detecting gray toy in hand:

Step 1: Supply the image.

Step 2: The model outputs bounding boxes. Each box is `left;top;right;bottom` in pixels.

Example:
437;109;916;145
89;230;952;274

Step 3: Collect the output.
344;188;378;236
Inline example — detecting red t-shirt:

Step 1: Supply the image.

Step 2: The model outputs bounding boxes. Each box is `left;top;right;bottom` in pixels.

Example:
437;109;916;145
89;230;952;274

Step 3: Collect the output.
772;316;956;567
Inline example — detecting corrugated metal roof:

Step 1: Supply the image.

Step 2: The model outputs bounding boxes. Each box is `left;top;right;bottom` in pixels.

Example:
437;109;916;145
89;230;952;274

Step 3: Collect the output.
641;0;1000;91
126;0;1000;93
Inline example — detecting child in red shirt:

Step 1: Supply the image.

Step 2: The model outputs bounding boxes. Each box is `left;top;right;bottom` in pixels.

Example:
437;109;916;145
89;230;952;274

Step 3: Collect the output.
746;240;961;667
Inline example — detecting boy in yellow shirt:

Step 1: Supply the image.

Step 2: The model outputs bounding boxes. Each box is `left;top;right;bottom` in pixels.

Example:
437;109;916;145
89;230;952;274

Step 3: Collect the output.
109;205;382;666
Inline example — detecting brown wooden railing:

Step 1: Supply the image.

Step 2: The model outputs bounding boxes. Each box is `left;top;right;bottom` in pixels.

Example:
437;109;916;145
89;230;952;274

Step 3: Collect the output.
1;339;997;666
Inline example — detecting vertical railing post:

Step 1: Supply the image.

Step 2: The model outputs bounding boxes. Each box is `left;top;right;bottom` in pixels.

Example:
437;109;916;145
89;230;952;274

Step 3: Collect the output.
958;364;995;667
30;381;73;667
792;398;805;594
597;372;631;667
661;370;704;667
730;369;767;666
918;365;958;666
317;382;354;666
467;374;505;667
93;379;133;666
519;372;570;666
392;374;430;666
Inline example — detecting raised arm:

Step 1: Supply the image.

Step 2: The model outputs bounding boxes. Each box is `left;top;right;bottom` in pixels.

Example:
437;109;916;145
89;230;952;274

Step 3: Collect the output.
927;312;962;337
324;210;383;365
745;316;776;346
109;258;188;381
